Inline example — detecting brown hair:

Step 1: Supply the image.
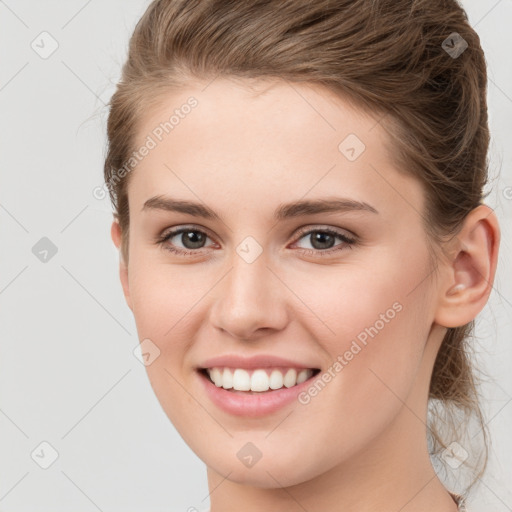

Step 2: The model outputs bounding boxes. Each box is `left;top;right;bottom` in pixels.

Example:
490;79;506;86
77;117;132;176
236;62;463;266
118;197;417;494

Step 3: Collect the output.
104;0;491;494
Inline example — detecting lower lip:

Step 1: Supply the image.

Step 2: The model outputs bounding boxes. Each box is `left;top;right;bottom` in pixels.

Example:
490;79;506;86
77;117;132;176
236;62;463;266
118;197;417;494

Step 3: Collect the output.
197;369;318;417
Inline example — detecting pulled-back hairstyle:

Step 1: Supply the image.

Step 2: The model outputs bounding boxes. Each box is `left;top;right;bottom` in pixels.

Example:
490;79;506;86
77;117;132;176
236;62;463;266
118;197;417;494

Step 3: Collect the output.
104;0;491;496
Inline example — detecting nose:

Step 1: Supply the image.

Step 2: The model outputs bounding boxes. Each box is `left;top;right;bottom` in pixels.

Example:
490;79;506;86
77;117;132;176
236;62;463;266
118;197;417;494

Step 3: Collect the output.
209;250;289;341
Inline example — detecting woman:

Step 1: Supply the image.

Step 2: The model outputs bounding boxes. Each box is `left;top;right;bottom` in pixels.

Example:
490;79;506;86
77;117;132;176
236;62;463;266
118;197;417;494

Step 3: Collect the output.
104;1;500;510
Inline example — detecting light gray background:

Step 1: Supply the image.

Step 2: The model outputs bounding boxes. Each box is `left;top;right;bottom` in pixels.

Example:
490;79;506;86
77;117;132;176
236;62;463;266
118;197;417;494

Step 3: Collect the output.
0;1;510;511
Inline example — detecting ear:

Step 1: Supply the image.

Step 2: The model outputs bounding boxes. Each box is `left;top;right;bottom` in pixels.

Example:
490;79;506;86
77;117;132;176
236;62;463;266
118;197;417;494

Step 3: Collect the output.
434;205;500;328
111;219;133;311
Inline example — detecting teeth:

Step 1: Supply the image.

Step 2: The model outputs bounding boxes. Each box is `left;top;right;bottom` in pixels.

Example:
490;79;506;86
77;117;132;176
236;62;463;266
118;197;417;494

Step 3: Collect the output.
269;369;283;390
250;369;268;392
206;367;314;392
233;368;251;391
296;369;309;384
221;368;234;389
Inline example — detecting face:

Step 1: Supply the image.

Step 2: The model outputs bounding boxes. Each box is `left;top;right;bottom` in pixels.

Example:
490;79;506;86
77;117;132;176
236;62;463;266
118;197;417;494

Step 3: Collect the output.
116;78;443;488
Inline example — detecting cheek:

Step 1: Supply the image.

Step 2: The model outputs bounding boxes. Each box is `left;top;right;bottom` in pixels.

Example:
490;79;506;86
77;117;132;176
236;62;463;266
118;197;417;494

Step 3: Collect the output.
288;247;434;410
128;252;203;340
127;264;204;441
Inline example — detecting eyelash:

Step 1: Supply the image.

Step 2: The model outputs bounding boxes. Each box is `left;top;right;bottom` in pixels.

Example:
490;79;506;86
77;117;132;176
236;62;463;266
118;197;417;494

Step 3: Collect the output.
155;225;357;258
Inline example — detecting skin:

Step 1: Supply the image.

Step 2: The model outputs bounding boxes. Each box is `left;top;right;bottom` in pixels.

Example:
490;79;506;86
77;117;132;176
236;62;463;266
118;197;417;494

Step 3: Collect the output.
111;77;500;512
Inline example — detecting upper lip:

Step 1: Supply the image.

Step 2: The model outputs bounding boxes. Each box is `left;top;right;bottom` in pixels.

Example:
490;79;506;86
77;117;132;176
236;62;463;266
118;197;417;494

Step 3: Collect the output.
198;354;320;370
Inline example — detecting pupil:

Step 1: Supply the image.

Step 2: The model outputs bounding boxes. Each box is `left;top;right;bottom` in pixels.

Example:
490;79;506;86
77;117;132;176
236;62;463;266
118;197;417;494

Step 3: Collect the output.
183;231;205;249
311;232;334;250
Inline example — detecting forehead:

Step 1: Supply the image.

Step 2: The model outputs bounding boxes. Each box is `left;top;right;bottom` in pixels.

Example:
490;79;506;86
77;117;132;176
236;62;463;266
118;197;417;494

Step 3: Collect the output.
136;77;379;145
128;77;424;224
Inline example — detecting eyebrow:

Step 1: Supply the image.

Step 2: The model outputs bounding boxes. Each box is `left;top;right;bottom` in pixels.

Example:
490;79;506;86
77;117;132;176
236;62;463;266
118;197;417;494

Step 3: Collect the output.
142;195;379;220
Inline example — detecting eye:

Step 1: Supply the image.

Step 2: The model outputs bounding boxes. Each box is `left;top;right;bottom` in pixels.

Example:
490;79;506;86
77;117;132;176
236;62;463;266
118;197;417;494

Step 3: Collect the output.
156;226;215;256
155;225;356;258
291;226;356;257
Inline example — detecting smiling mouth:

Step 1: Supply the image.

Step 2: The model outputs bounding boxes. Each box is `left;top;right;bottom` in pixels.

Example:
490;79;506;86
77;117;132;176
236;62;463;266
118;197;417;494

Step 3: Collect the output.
198;367;321;394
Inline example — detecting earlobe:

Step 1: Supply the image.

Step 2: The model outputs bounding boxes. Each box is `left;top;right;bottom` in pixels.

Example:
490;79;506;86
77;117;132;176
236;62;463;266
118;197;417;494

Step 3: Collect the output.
434;205;500;328
110;219;133;311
